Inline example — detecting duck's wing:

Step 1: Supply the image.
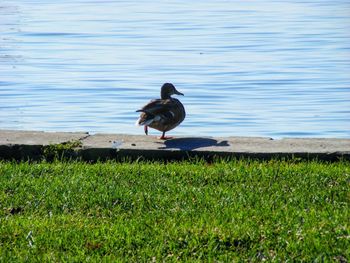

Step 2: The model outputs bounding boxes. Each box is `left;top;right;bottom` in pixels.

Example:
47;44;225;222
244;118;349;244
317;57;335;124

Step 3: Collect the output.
137;99;174;115
136;99;164;126
136;99;182;126
136;99;170;114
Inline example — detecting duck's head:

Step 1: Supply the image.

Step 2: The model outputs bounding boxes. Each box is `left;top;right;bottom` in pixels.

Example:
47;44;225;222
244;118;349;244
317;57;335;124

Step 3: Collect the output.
161;83;184;99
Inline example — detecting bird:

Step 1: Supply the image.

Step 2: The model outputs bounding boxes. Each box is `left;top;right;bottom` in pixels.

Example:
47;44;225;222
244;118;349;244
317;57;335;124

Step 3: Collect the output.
135;83;186;140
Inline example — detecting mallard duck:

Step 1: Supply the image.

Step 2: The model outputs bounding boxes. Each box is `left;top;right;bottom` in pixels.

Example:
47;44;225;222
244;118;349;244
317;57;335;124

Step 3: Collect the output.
135;83;186;140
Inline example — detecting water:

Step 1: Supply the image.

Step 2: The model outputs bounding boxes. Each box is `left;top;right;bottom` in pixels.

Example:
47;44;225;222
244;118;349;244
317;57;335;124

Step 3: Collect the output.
1;0;350;138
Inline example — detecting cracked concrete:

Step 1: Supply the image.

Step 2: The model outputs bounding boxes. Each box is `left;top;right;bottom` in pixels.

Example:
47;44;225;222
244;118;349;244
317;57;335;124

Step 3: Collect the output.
0;130;349;161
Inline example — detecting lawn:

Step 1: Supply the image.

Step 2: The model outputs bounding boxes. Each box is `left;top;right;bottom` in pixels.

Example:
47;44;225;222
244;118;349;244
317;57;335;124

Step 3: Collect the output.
0;159;349;262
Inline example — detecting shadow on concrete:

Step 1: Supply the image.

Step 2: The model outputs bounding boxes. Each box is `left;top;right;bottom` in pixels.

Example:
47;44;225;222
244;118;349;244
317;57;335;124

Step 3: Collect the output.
158;137;229;151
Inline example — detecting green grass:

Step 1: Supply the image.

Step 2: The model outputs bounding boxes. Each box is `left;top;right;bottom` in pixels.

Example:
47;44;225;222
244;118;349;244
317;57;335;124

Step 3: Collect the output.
0;159;349;262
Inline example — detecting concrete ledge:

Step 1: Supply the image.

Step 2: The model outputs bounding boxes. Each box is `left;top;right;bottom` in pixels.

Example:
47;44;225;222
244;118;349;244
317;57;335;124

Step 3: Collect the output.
0;130;349;161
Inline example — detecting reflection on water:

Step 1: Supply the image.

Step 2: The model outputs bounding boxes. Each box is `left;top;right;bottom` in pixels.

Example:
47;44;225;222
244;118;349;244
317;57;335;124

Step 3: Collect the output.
1;1;350;138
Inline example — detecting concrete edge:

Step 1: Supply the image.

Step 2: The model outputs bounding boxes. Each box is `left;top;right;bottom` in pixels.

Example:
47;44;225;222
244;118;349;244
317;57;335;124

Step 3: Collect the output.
0;130;349;162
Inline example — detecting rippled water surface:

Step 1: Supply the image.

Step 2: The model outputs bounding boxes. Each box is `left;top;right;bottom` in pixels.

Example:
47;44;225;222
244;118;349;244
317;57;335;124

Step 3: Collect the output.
1;1;350;138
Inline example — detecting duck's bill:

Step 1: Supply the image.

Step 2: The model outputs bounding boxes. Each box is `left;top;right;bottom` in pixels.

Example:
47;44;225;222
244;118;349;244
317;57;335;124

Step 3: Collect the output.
175;90;184;96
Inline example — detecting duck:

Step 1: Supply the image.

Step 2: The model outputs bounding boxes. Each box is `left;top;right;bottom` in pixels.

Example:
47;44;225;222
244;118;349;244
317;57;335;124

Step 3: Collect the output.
135;83;186;140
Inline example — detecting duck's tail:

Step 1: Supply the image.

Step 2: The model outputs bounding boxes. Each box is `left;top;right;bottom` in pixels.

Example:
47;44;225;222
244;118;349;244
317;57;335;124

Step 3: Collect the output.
135;110;156;126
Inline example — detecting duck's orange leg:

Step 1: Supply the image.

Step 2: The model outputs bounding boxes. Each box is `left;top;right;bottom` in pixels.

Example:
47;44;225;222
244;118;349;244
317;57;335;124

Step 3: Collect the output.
159;131;172;140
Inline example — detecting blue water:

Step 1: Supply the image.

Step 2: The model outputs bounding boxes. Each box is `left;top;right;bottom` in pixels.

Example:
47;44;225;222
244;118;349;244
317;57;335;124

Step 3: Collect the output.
1;0;350;138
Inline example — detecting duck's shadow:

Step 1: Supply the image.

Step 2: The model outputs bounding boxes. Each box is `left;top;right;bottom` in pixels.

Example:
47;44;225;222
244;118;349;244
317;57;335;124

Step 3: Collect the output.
157;137;229;151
